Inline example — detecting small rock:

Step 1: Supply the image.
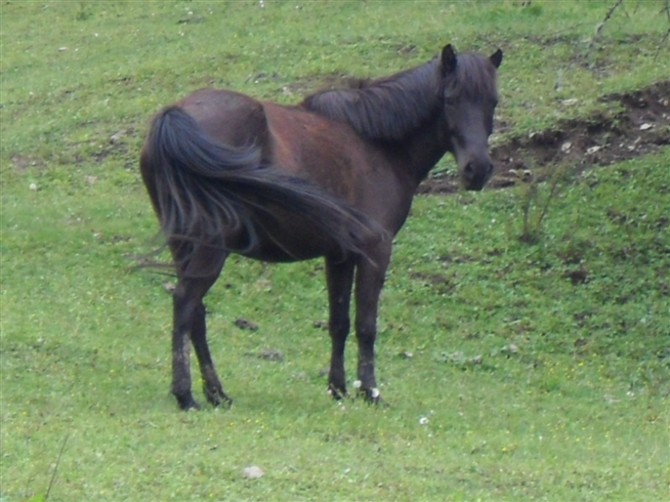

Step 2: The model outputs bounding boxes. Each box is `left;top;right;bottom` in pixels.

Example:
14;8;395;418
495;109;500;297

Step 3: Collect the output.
29;182;38;191
639;123;653;131
312;320;328;330
258;349;284;362
243;465;264;479
586;145;601;155
399;351;414;359
110;130;126;144
493;344;520;358
561;98;579;107
560;141;572;153
443;351;465;364
234;318;258;331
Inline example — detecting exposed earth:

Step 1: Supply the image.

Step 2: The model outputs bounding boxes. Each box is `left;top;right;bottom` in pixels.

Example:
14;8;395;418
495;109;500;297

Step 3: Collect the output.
418;80;670;194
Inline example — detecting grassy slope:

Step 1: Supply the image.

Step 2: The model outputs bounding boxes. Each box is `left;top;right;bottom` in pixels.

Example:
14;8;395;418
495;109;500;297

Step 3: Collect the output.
1;1;669;500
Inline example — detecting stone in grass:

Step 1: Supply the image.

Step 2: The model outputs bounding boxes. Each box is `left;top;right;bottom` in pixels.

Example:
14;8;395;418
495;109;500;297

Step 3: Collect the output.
235;318;259;331
441;351;483;367
258;349;284;362
243;465;265;479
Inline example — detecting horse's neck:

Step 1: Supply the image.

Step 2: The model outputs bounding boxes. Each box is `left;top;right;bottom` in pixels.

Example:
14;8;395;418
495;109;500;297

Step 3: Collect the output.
391;114;451;186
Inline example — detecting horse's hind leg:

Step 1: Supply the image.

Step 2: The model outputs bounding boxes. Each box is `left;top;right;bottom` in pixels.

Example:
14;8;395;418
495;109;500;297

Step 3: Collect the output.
171;246;228;410
325;256;355;399
171;295;198;410
191;298;232;407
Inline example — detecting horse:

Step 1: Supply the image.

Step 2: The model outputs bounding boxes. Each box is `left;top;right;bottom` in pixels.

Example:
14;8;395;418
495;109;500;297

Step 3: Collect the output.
140;44;503;410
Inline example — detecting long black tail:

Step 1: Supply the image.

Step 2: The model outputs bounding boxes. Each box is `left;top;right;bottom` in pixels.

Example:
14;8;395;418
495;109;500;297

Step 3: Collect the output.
140;106;380;264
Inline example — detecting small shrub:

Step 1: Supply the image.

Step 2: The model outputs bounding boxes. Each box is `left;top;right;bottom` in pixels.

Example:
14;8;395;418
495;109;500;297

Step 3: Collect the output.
516;164;572;244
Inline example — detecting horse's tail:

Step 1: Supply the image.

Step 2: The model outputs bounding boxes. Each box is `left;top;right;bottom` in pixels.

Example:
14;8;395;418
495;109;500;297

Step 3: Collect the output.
140;106;381;265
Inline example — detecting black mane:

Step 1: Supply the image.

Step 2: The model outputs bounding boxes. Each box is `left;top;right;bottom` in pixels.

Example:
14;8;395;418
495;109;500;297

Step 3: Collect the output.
302;54;497;141
302;60;441;141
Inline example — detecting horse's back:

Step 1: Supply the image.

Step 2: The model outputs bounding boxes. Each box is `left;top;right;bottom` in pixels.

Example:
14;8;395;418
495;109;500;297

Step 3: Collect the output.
178;89;270;153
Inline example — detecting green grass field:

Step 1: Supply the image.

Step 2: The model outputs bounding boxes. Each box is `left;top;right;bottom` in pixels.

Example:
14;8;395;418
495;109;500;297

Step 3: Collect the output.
1;1;669;500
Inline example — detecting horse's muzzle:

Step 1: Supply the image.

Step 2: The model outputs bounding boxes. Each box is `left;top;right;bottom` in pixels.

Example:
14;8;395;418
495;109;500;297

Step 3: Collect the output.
462;161;493;191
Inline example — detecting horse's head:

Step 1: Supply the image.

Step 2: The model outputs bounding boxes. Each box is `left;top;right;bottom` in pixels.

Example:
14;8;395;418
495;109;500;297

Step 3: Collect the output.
440;44;502;191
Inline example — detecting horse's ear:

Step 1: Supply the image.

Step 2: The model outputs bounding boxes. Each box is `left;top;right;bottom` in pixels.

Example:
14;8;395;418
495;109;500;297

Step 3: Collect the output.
441;44;457;75
490;48;503;69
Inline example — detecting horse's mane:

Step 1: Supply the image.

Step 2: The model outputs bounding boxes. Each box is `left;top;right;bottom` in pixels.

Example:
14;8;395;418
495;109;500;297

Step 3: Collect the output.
302;54;497;141
302;60;441;141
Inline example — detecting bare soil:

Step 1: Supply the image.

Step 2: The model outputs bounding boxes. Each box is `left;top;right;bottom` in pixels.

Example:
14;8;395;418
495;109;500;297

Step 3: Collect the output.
419;80;670;194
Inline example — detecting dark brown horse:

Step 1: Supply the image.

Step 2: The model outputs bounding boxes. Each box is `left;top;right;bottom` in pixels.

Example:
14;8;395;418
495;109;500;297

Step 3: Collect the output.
140;44;502;410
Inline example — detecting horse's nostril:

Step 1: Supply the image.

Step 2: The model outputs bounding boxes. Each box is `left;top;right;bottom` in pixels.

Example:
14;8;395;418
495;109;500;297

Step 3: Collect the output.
464;162;493;180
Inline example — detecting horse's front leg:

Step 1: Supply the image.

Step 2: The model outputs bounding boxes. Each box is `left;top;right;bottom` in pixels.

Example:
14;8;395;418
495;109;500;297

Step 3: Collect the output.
354;247;391;403
325;256;355;400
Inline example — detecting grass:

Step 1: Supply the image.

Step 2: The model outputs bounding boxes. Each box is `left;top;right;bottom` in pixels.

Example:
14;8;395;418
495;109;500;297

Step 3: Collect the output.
2;1;669;500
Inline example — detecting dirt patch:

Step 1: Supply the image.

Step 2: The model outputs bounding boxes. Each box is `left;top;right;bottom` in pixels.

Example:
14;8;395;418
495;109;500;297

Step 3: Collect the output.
10;155;47;171
409;270;455;294
419;80;670;194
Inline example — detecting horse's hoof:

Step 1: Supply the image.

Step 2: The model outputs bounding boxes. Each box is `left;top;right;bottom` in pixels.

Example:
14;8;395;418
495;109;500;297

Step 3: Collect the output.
353;382;384;405
327;383;348;401
176;395;201;411
212;395;233;408
363;387;382;404
204;386;233;408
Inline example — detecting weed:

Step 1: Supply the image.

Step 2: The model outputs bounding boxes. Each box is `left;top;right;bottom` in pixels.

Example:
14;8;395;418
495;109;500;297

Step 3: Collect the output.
75;2;92;22
22;434;69;502
516;163;572;244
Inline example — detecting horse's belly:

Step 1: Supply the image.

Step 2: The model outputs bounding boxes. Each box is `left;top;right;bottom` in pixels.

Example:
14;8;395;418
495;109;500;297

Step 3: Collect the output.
240;242;323;263
225;217;339;263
